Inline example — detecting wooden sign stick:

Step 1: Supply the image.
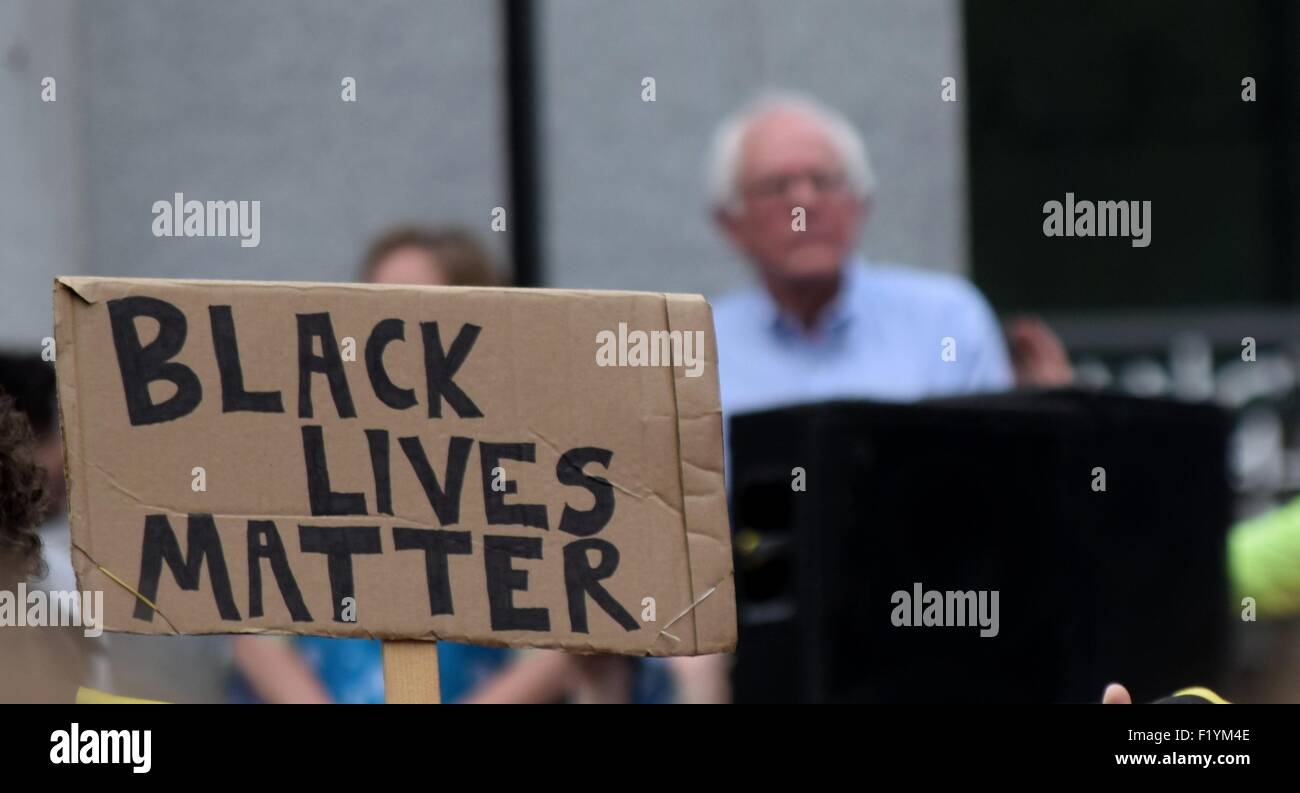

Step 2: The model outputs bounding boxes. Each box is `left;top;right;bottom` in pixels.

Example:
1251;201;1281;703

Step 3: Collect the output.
382;640;441;704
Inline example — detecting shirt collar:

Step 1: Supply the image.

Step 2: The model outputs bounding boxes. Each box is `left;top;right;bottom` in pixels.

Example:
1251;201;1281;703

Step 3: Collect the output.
762;256;867;340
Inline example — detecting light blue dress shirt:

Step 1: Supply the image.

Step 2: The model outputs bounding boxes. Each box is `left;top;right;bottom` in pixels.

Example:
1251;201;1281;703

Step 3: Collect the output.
711;258;1013;420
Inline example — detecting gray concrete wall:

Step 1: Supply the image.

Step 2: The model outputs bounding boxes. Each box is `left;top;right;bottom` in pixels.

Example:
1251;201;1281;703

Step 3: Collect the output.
2;0;507;348
1;0;87;348
78;0;508;281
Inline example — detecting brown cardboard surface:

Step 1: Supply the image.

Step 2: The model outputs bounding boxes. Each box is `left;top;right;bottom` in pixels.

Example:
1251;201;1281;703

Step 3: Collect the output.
53;276;735;656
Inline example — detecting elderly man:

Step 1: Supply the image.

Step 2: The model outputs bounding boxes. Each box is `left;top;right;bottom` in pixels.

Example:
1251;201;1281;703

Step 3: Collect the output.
709;93;1012;417
667;94;1014;704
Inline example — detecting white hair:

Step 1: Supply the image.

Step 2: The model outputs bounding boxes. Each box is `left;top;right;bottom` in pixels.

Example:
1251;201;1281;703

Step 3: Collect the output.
707;91;876;211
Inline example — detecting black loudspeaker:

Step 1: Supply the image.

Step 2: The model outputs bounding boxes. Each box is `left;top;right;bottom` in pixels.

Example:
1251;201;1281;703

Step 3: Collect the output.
729;389;1233;703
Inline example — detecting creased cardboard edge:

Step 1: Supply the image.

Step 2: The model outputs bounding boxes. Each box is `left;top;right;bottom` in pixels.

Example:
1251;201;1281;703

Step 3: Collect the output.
53;278;100;607
49;274;708;304
55;276;103;305
663;294;737;654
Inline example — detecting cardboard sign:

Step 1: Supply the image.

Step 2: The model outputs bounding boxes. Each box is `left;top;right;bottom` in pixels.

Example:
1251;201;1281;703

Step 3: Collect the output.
53;277;735;656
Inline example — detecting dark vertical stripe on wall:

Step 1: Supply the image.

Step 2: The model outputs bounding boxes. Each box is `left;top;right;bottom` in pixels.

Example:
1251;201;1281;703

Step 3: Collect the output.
502;0;543;287
1266;0;1299;301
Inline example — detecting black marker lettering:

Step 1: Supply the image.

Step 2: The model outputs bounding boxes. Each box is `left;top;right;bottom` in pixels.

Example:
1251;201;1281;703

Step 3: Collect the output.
134;513;240;621
480;442;548;529
247;520;312;621
209;305;284;413
556;447;616;537
301;425;367;516
564;538;637;632
393;527;471;616
298;525;382;622
365;318;417;410
297;312;356;419
108;296;202;426
420;321;483;418
483;535;549;631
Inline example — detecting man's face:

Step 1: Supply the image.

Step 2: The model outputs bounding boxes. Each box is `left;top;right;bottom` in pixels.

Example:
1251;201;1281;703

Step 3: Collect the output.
716;110;864;285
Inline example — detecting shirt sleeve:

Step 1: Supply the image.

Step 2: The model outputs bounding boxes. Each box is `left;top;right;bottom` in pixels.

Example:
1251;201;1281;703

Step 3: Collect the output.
957;284;1014;393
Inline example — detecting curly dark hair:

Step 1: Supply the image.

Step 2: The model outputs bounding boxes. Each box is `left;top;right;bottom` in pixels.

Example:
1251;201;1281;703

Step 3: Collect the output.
0;391;46;583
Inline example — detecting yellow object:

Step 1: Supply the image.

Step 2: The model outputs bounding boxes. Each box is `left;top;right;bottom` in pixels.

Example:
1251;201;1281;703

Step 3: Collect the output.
76;687;165;704
1229;496;1300;617
1171;686;1229;704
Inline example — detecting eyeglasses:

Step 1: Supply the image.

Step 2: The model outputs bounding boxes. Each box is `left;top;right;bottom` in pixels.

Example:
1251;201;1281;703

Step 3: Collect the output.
740;169;850;203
